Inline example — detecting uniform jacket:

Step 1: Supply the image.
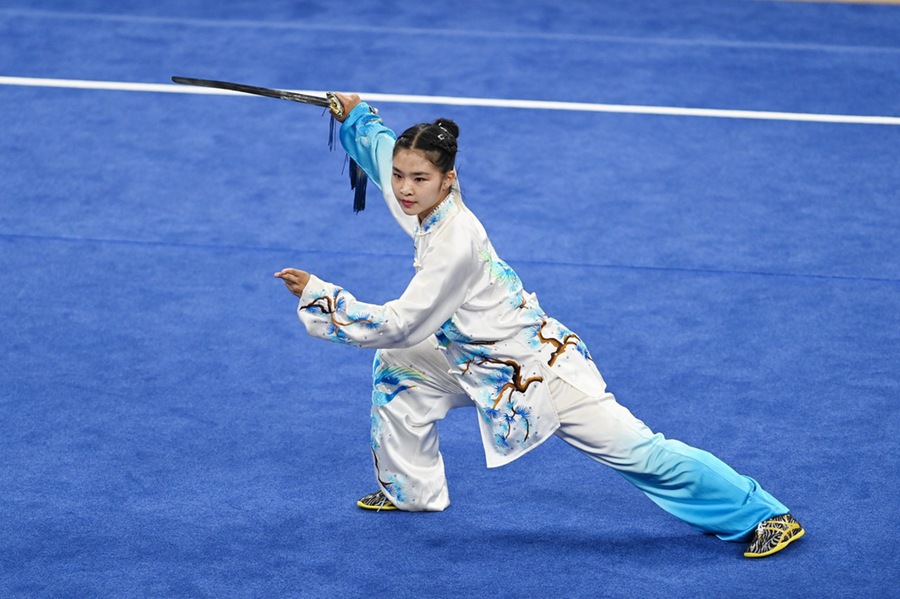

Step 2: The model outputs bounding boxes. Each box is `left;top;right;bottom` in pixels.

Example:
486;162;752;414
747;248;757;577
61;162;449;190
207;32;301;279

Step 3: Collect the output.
296;102;607;467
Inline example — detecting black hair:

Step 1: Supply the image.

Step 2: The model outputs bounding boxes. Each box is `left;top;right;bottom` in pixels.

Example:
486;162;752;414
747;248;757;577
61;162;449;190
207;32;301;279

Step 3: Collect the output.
393;118;460;174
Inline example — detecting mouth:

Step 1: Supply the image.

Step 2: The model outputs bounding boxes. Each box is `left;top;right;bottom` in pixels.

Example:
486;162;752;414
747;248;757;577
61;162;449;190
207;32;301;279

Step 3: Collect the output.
399;199;416;209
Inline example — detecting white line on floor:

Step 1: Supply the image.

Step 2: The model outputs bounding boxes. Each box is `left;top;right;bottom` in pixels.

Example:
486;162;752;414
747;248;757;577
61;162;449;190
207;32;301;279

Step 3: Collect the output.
2;75;899;126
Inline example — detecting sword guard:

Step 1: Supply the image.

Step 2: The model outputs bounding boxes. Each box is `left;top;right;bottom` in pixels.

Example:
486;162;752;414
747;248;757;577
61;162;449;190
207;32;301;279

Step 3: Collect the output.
326;92;344;120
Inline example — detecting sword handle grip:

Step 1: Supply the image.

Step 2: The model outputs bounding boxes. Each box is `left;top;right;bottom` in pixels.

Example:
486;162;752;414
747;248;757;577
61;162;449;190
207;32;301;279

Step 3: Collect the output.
326;92;344;120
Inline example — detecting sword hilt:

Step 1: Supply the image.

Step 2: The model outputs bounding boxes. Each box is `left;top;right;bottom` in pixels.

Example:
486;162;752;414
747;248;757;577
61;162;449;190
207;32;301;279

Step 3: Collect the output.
325;92;344;120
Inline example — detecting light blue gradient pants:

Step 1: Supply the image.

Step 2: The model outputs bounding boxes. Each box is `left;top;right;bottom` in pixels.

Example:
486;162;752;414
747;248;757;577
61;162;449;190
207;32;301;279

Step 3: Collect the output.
548;377;788;541
370;340;788;542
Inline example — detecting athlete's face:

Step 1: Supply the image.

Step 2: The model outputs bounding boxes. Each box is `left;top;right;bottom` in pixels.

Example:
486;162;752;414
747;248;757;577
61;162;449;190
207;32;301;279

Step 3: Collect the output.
391;149;456;222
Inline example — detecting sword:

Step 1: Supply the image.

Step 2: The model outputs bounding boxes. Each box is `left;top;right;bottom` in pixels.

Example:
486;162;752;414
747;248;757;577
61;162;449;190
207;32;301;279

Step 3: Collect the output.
171;76;344;119
171;75;370;210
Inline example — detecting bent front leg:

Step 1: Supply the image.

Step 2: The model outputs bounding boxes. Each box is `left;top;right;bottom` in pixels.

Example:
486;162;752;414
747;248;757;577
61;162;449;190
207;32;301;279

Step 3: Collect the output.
369;338;471;511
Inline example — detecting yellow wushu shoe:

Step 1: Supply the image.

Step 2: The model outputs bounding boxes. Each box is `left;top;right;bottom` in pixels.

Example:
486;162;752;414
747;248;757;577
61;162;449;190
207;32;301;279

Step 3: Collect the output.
744;514;805;558
356;490;398;511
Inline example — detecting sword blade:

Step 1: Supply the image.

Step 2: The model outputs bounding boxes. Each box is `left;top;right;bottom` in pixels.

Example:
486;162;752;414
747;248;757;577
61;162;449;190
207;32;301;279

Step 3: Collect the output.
171;76;331;108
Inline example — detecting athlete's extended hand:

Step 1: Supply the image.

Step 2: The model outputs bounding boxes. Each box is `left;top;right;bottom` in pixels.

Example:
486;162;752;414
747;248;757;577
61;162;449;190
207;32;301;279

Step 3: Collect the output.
275;268;311;298
331;92;361;122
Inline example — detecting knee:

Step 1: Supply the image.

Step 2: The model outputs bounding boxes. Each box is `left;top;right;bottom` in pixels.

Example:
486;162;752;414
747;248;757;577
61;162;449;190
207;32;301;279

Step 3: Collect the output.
371;348;431;407
637;436;723;479
601;432;699;473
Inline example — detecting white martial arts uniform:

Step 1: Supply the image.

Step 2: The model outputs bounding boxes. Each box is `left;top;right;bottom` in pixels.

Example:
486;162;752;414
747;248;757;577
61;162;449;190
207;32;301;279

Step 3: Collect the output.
293;103;789;541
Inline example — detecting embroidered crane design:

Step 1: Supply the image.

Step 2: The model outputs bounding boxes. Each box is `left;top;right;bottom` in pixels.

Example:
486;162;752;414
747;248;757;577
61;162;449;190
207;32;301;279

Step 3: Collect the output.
372;360;427;406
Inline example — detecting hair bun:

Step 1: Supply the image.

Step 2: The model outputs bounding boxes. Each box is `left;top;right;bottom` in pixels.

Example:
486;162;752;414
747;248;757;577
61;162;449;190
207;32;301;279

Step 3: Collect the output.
433;118;460;140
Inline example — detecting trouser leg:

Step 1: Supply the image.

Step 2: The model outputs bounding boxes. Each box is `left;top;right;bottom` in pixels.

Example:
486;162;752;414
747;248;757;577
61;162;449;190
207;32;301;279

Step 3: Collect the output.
369;337;471;511
550;378;788;541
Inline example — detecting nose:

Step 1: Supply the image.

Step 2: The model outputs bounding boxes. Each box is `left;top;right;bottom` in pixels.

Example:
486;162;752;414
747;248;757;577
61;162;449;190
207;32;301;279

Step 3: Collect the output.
399;180;413;197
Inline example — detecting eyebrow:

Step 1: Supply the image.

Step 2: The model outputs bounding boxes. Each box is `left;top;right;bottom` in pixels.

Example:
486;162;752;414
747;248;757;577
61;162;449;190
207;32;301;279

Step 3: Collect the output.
393;168;432;177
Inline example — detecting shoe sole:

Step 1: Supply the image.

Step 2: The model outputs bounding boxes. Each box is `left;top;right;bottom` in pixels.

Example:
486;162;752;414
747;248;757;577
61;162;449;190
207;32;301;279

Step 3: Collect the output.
356;499;399;511
743;527;805;558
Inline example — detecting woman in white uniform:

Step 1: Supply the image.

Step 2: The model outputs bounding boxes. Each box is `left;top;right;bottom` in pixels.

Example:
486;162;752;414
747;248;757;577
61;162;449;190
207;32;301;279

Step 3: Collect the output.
275;94;804;558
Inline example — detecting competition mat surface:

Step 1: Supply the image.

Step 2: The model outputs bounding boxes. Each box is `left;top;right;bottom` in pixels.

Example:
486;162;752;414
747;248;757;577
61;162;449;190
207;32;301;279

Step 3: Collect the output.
1;1;898;597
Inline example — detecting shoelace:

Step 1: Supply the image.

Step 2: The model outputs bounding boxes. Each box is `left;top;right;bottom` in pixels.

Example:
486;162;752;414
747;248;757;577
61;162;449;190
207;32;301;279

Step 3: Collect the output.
758;516;791;536
375;497;389;512
368;492;391;512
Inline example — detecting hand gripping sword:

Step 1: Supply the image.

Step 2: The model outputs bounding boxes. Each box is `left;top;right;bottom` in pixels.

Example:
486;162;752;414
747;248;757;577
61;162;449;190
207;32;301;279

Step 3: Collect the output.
171;76;368;210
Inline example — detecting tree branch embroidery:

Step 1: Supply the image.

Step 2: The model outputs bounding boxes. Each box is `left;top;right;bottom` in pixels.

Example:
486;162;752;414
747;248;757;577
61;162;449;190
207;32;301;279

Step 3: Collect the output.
460;356;543;408
507;405;530;441
537;320;581;367
301;293;376;328
372;449;391;490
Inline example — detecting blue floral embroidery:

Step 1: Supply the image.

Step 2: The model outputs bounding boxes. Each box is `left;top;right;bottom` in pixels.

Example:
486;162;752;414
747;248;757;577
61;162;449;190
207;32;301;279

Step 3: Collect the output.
480;247;520;288
482;397;534;455
370;411;385;451
417;195;456;234
372;447;409;505
438;316;474;344
382;473;408;504
479;246;547;317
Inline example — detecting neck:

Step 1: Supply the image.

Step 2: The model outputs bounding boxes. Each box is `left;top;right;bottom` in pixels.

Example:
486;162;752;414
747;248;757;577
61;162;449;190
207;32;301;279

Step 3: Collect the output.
417;190;452;223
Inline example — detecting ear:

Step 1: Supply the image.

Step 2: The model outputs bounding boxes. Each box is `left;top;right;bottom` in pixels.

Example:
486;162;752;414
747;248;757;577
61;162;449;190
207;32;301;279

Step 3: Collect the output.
443;170;457;191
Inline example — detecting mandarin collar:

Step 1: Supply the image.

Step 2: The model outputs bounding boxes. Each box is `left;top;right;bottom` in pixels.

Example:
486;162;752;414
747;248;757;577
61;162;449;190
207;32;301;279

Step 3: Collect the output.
415;193;457;236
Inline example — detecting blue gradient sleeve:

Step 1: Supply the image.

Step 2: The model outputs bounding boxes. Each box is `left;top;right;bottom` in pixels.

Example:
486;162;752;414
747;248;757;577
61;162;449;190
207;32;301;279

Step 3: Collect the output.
339;102;397;191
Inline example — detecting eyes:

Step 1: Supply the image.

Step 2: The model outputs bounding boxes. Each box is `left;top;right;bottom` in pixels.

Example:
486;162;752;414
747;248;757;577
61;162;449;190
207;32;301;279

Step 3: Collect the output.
393;172;430;184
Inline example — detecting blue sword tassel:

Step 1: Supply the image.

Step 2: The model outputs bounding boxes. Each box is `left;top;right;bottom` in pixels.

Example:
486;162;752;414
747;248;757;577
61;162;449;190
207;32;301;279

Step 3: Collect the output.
329;113;366;212
349;157;367;212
